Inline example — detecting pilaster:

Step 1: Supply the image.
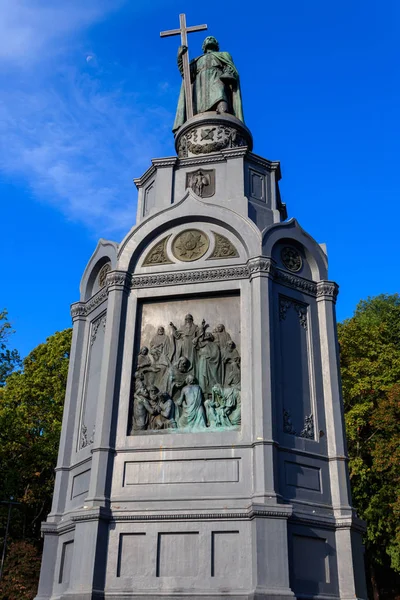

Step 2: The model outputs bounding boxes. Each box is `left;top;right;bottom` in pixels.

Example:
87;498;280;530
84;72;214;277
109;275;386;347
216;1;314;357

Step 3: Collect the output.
85;270;131;507
248;257;280;503
48;302;88;520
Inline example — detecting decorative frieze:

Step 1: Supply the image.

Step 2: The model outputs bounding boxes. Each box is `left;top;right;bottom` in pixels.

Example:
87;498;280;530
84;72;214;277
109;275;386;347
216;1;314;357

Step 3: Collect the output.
131;266;249;288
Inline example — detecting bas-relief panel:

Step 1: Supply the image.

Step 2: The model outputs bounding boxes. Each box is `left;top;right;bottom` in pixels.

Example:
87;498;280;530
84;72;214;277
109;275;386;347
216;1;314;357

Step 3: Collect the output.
129;295;241;435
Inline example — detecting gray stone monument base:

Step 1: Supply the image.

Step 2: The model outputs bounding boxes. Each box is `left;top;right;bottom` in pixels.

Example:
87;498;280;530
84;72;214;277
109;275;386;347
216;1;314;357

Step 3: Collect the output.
35;97;367;598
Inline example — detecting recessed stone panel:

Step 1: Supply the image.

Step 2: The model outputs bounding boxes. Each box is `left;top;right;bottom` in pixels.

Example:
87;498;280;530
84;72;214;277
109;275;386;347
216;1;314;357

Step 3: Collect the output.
117;533;148;578
285;461;321;492
292;534;330;584
58;540;74;584
157;532;199;577
124;458;240;485
211;531;240;577
71;469;90;499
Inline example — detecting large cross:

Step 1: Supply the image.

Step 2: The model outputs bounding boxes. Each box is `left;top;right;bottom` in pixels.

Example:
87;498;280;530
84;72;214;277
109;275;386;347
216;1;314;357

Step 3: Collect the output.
160;14;207;120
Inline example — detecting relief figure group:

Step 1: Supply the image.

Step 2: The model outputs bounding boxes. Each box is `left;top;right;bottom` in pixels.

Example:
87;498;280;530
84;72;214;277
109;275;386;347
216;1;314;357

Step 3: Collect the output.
131;313;241;433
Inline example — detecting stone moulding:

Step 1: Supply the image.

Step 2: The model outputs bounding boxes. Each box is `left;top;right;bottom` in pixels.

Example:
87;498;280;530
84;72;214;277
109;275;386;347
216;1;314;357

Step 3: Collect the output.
71;263;338;319
131;266;249;288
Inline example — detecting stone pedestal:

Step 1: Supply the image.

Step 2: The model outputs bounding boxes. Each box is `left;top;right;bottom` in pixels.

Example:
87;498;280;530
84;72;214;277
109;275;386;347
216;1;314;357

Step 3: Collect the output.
36;111;367;599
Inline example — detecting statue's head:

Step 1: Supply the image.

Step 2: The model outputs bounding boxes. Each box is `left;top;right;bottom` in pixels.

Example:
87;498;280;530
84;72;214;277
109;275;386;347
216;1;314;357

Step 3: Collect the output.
184;313;193;323
149;385;159;400
139;346;148;355
177;357;190;372
202;36;219;53
216;324;225;332
204;332;214;342
227;340;236;350
157;326;165;335
185;374;196;385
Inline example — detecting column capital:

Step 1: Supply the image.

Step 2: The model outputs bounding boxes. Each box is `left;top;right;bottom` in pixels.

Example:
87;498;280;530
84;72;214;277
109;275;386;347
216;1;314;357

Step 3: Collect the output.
316;280;339;303
105;270;132;293
70;302;86;321
247;256;276;280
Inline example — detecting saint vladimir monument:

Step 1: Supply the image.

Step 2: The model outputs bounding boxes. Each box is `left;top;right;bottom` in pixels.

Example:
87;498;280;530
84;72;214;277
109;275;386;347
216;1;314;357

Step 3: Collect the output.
36;15;368;600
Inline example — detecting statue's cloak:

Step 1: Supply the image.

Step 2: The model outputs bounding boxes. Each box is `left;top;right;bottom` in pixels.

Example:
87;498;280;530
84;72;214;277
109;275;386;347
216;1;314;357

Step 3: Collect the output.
173;51;244;132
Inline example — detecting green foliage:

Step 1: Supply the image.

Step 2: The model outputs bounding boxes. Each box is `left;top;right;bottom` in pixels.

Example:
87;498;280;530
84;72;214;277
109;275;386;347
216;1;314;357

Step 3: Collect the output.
0;328;72;539
0;539;42;600
0;310;22;387
338;294;400;576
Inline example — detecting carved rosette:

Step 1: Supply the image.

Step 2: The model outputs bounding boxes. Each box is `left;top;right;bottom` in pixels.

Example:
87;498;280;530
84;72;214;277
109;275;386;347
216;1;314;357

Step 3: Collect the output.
172;230;209;262
175;113;252;158
281;247;302;272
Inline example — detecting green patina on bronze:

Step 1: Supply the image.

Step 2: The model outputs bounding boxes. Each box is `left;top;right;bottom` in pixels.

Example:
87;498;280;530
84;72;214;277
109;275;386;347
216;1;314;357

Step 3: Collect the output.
173;36;244;132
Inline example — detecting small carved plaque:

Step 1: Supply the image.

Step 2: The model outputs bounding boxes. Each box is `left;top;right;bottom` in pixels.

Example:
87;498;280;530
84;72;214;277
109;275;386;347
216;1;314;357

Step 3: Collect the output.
186;169;215;198
142;235;173;266
98;263;111;288
208;232;239;260
172;229;209;262
281;247;302;272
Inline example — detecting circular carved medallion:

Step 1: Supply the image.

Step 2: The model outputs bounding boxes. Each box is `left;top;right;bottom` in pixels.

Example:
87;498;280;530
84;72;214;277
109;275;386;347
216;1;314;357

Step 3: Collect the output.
172;229;209;262
281;247;302;272
98;262;111;288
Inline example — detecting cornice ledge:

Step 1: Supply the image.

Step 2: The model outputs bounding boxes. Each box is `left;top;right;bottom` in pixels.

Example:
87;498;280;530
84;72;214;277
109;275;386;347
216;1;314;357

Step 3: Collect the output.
316;280;339;302
131;265;248;288
70;302;86;321
70;506;112;523
335;514;367;534
275;268;317;297
178;153;227;167
111;507;292;522
133;164;156;189
247;152;281;174
247;256;276;278
151;156;178;169
221;146;249;159
106;270;132;291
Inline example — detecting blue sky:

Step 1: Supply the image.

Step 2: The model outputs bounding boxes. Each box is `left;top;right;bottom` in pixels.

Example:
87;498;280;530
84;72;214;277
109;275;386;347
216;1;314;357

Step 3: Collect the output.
1;0;399;358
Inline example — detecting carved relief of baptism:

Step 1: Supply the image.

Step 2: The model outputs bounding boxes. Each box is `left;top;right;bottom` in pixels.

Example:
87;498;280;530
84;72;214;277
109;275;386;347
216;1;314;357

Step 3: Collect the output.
129;298;241;434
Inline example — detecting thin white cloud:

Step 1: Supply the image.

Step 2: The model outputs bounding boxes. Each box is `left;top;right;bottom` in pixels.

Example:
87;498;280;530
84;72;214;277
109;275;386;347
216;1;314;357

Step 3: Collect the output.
0;0;176;237
0;0;118;65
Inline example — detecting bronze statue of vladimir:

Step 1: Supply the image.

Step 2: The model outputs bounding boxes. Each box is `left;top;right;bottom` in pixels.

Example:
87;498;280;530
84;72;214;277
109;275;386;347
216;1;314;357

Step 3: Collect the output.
173;36;244;132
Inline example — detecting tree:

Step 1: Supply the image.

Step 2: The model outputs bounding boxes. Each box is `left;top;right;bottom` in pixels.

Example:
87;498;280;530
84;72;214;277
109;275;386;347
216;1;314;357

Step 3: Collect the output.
338;294;400;598
0;310;22;386
0;328;72;539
